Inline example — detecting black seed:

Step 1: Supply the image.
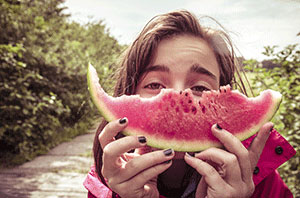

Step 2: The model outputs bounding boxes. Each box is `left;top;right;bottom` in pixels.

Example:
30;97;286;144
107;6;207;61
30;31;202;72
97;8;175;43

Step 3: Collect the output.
188;100;192;103
213;106;217;112
202;106;206;113
192;106;197;114
185;92;188;96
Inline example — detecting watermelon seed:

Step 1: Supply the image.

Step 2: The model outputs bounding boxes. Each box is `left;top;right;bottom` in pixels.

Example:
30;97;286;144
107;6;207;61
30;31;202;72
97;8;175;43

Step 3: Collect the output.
192;106;197;114
180;91;182;94
188;100;192;103
213;106;217;113
185;92;188;96
201;106;206;113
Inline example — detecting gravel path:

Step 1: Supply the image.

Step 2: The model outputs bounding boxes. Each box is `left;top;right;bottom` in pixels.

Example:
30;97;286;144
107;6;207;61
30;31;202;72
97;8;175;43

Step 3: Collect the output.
0;127;96;198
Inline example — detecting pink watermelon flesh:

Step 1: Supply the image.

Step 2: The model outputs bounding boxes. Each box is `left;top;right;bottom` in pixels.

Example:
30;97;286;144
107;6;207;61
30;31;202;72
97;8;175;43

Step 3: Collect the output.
88;63;282;152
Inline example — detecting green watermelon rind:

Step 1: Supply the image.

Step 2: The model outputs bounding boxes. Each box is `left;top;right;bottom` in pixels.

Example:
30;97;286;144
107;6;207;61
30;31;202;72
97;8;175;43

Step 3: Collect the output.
87;63;116;121
87;63;282;152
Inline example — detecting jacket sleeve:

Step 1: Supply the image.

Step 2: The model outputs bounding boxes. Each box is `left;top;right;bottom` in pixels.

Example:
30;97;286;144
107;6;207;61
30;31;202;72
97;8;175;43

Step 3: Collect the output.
84;165;114;198
251;170;293;198
242;129;296;198
88;191;97;198
84;165;165;198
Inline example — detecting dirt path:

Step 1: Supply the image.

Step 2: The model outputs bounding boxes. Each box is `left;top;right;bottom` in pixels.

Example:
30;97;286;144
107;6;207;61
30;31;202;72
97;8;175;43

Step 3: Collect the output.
0;127;97;198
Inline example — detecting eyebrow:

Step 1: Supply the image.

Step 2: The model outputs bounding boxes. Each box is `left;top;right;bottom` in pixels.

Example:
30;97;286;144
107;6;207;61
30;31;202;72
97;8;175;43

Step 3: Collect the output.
190;64;217;80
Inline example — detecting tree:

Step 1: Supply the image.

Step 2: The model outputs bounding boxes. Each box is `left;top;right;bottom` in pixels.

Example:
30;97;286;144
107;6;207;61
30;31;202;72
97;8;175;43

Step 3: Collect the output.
0;0;122;165
244;44;300;196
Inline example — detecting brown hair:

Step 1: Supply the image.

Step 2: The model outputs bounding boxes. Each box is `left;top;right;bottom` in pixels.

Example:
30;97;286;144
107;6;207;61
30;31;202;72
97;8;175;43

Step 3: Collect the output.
93;10;248;196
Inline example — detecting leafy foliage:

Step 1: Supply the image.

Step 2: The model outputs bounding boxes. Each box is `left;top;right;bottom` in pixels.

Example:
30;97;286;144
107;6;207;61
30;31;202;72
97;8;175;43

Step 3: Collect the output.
244;44;300;197
0;0;122;165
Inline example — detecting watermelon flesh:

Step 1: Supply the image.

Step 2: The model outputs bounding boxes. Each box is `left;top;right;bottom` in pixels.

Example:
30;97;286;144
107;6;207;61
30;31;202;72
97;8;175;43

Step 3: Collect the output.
88;63;282;152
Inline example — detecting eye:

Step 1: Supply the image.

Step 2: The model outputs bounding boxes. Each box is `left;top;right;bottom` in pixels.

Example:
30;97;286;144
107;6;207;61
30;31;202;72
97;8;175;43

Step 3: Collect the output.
191;85;210;95
144;82;166;90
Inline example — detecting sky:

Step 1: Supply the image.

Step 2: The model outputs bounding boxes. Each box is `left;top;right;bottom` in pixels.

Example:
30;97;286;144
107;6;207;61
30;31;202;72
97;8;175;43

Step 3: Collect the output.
62;0;300;61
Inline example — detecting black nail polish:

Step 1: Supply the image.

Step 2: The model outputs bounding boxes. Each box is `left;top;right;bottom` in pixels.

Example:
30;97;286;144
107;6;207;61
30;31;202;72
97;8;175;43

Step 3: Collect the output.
119;118;127;124
163;149;173;156
187;152;195;157
216;123;222;130
269;125;274;133
164;160;172;164
138;136;147;144
185;152;195;158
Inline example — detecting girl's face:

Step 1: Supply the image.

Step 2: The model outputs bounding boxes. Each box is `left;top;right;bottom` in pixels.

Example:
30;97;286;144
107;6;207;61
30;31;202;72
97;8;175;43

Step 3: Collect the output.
137;34;220;98
136;34;220;158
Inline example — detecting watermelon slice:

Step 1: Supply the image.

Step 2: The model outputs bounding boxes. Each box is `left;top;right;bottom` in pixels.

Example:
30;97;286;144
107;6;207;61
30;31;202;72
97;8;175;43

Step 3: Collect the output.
88;63;282;152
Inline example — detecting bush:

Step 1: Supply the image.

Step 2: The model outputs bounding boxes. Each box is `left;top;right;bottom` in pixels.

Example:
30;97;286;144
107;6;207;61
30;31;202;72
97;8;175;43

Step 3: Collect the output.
0;0;122;166
244;44;300;196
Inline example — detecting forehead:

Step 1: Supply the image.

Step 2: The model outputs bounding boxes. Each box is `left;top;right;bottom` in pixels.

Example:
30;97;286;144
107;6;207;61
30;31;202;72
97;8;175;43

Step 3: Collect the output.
155;34;214;58
149;34;220;78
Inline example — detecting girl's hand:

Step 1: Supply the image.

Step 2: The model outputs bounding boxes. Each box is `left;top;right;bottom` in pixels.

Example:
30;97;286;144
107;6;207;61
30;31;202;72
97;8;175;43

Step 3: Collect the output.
99;117;174;198
184;122;273;198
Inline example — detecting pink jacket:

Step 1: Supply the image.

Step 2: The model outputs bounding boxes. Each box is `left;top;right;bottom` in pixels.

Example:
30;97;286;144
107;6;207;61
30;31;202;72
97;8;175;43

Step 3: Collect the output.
84;129;296;198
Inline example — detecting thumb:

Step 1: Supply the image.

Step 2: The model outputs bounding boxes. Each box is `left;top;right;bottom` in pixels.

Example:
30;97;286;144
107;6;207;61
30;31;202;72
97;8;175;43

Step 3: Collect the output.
195;177;207;198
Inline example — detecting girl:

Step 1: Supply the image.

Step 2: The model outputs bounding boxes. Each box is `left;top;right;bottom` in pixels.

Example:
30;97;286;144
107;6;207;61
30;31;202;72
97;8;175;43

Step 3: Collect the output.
84;10;295;198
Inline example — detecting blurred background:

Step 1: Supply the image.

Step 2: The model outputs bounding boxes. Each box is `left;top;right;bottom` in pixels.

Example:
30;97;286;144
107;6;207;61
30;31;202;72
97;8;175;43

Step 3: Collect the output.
0;0;299;197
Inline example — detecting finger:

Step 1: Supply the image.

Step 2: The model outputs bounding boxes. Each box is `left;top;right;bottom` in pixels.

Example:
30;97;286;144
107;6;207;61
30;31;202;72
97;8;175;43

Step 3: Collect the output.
211;124;252;184
119;149;174;181
124;159;173;189
102;135;147;178
248;122;273;169
99;117;128;149
123;152;140;162
195;178;208;198
195;147;242;184
184;153;227;190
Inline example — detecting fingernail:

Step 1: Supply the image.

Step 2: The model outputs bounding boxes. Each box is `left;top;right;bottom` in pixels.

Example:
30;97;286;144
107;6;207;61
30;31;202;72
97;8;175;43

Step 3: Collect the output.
138;136;147;144
185;152;194;157
119;117;127;124
187;152;195;157
269;125;274;133
164;160;172;164
216;123;222;130
163;148;173;156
